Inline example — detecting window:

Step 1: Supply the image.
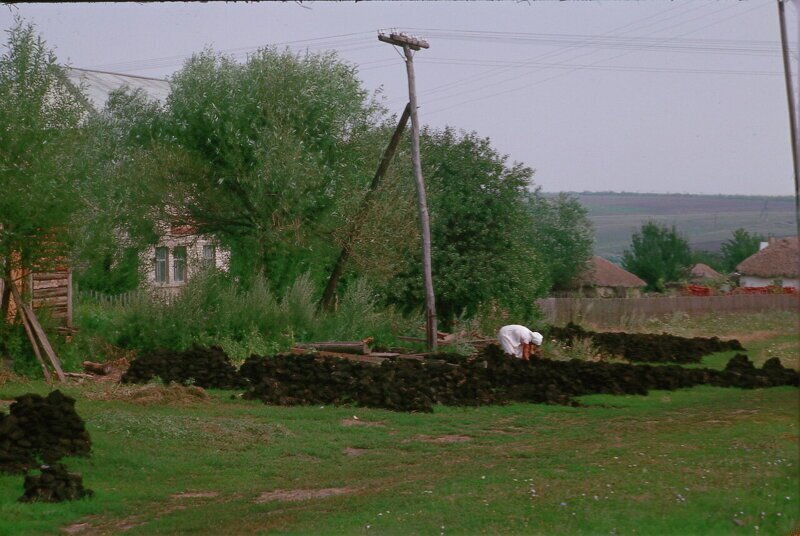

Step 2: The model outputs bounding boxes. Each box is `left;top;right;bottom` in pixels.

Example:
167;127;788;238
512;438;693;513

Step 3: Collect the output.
154;247;168;283
202;245;216;268
173;246;187;283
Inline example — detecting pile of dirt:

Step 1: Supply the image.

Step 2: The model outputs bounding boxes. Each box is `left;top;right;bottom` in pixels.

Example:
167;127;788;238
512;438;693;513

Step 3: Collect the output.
122;346;242;389
19;463;93;503
239;353;436;412
476;346;799;406
548;323;745;363
0;391;91;474
240;345;798;411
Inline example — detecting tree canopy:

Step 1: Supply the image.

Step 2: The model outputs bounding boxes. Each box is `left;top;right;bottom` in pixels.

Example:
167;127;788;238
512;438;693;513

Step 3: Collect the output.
621;222;692;292
528;192;594;291
387;128;551;326
721;228;765;272
0;20;85;274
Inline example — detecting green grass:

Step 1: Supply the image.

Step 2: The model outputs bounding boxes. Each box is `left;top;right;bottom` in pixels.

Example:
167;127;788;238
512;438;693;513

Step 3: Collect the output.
1;326;798;535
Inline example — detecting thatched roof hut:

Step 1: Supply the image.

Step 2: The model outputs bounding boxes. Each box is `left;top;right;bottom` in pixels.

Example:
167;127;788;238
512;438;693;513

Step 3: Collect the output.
689;263;723;282
571;256;646;297
736;237;799;279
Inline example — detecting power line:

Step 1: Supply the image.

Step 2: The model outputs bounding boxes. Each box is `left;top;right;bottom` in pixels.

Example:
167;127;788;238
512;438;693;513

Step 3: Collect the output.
423;1;770;116
86;31;376;73
398;1;718;101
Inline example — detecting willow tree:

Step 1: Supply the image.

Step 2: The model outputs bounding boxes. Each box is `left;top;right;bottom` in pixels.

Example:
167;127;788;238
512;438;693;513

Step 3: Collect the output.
152;48;387;292
0;20;86;318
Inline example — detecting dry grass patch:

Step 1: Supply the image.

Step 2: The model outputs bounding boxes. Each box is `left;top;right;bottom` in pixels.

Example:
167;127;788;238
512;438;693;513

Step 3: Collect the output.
83;383;210;406
254;487;355;503
340;417;385;427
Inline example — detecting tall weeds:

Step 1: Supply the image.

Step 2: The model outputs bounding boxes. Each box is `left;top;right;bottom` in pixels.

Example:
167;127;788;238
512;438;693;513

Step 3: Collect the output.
73;272;418;361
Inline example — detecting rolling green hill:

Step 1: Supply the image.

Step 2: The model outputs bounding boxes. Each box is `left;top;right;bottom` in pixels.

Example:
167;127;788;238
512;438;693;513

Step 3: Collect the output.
551;192;797;259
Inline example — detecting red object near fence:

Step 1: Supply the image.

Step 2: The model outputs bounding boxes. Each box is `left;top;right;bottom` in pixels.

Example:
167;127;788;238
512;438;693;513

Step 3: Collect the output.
684;285;713;296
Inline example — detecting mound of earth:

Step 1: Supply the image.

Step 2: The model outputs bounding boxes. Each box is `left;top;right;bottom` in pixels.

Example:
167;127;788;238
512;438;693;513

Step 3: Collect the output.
19;463;93;503
548;323;744;363
239;345;798;411
122;346;242;389
0;391;91;474
239;353;435;412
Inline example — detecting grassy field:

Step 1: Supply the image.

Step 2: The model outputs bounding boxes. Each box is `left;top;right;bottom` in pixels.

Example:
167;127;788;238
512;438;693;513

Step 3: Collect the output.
1;314;798;535
558;192;797;257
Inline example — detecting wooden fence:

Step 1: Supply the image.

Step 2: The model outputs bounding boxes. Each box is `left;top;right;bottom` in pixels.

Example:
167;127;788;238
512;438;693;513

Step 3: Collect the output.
536;294;800;327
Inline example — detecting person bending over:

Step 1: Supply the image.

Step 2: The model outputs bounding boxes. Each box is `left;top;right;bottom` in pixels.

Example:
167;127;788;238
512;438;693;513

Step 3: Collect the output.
497;324;543;361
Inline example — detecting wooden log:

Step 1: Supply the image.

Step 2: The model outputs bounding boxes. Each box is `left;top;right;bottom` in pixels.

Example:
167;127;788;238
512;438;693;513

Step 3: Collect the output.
33;296;68;307
33;286;68;298
82;361;112;376
294;341;371;355
32;279;68;290
30;272;69;281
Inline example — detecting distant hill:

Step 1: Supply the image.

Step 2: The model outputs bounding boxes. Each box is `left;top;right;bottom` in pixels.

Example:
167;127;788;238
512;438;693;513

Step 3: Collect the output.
546;192;797;259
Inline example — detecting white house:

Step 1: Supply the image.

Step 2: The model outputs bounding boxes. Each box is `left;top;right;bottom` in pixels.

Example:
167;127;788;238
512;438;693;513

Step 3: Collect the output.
736;237;799;289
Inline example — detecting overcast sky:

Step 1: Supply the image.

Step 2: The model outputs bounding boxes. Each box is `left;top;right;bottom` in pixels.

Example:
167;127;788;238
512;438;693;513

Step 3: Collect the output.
2;1;798;196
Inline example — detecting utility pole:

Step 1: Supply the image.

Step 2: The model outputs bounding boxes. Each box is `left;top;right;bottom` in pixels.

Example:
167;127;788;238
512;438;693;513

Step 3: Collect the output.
378;31;437;351
778;0;800;238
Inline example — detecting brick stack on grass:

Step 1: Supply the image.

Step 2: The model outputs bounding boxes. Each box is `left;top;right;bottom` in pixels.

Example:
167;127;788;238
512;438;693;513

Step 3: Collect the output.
122;345;242;389
548;322;745;364
0;390;93;503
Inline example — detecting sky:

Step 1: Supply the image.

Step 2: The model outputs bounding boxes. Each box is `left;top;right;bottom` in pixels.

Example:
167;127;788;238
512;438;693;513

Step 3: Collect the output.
2;1;798;196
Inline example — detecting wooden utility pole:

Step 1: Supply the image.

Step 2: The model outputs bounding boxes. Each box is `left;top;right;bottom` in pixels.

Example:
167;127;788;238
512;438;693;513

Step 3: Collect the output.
778;0;800;238
378;31;437;351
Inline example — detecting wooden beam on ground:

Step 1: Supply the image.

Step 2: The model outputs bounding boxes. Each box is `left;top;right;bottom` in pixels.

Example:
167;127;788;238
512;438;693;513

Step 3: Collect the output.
294;341;371;355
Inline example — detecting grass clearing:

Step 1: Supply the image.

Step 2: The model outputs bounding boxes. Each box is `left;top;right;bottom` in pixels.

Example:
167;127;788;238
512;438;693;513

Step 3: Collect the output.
1;316;798;535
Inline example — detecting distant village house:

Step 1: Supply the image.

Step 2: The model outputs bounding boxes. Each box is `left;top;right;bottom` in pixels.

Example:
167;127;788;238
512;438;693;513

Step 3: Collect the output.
735;237;799;289
569;256;647;298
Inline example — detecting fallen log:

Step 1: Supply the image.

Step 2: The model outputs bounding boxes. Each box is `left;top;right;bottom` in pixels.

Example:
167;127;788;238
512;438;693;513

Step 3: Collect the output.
82;361;112;376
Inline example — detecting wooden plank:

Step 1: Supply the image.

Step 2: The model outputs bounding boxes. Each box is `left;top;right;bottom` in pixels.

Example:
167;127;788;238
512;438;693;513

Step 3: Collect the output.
32;278;68;290
33;286;68;298
295;341;370;355
18;302;52;382
33;296;69;306
31;271;69;281
67;269;73;328
10;282;66;382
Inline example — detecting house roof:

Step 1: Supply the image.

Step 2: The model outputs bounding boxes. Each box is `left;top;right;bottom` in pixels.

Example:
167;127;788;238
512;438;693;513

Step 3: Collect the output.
690;263;722;280
574;256;647;288
65;67;171;111
736;237;799;279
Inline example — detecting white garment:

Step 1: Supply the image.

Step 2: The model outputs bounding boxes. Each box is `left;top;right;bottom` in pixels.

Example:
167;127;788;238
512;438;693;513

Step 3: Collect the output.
497;325;541;358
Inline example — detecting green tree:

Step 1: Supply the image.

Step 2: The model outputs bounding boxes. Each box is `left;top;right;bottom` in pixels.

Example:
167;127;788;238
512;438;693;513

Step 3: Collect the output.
151;48;385;292
721;228;764;272
527;192;594;290
0;20;86;314
621;222;692;292
388;128;550;326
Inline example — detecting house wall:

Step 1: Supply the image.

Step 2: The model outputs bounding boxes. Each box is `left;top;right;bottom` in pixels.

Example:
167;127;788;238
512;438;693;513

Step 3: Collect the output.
740;276;800;289
141;234;230;295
